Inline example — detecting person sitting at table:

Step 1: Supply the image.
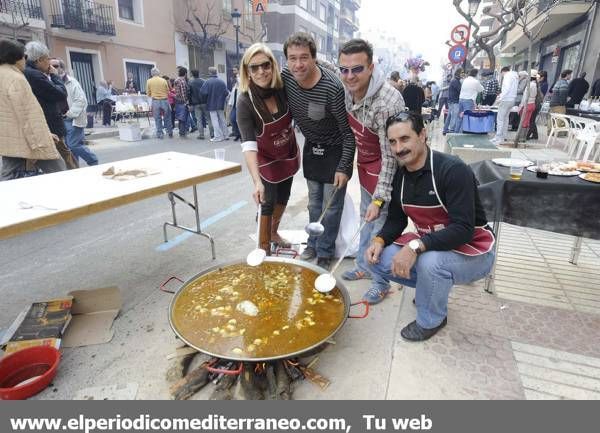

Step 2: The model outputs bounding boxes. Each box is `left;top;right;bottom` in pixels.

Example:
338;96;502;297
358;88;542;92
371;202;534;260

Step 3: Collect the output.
236;43;300;253
0;39;65;180
365;112;496;341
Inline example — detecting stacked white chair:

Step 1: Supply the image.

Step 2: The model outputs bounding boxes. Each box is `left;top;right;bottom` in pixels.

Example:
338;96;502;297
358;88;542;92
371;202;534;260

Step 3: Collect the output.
545;113;570;149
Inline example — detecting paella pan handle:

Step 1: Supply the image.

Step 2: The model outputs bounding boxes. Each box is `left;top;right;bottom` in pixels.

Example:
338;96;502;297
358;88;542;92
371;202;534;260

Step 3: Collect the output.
274;248;299;258
348;300;369;319
205;360;244;376
159;276;184;294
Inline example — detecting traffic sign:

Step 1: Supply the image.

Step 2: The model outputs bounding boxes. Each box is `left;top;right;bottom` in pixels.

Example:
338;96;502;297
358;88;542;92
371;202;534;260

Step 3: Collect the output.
448;44;466;64
253;0;267;14
451;24;470;44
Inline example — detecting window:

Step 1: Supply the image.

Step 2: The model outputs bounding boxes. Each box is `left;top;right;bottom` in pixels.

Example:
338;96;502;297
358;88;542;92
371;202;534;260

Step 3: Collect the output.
319;36;325;52
117;0;143;25
311;0;317;12
125;61;153;93
319;3;326;22
245;0;253;24
118;0;134;20
299;0;308;9
223;0;232;14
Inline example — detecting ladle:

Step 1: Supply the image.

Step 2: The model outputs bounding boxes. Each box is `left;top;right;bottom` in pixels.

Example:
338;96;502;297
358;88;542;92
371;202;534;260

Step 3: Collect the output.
246;204;266;266
305;186;340;237
314;219;368;293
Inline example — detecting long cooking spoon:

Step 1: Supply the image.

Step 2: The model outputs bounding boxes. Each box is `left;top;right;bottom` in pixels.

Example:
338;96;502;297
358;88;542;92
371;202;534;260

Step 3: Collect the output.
314;219;368;293
305;186;340;237
246;204;266;267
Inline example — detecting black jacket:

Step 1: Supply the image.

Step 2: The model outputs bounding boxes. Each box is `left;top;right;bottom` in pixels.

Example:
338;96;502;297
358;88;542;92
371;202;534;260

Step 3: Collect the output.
402;83;425;114
189;77;206;105
567;77;589;106
24;61;68;137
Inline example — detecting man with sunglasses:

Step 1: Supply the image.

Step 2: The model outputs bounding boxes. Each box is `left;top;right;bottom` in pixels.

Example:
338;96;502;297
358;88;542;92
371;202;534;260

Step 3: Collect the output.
337;39;405;286
282;33;356;270
365;112;495;341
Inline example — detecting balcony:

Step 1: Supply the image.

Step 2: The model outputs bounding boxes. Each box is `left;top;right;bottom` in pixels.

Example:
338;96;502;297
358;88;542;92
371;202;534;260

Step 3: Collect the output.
49;0;116;36
0;0;43;20
340;11;358;32
343;0;361;10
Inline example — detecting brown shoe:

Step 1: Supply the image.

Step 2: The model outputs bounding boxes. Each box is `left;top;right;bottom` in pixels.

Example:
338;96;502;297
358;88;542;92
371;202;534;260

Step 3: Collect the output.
271;204;291;248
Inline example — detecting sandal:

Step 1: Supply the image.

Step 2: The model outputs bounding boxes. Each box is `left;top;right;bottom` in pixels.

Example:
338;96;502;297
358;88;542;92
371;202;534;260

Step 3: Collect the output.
341;269;372;281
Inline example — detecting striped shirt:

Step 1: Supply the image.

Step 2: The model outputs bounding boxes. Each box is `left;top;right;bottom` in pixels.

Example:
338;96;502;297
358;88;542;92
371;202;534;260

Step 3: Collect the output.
282;65;355;179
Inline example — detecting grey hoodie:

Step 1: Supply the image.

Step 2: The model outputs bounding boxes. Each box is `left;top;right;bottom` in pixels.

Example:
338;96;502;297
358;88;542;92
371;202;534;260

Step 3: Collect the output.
345;65;405;203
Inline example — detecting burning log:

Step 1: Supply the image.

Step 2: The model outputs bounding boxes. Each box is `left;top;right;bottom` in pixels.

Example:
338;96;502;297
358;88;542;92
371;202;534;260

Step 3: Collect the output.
165;345;330;400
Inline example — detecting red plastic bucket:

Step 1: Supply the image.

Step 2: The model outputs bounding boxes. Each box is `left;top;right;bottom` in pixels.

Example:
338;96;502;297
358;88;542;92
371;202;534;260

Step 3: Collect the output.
0;346;61;400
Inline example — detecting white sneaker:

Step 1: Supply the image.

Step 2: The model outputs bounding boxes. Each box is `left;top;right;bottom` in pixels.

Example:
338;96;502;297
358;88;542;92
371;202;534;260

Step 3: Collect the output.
210;137;225;142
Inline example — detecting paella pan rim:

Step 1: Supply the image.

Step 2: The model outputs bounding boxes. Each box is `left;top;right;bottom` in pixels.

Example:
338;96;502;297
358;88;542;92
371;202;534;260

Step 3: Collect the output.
168;256;352;363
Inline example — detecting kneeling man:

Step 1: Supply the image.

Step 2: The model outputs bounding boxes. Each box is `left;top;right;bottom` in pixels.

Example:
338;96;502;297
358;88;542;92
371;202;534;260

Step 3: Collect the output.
366;112;495;341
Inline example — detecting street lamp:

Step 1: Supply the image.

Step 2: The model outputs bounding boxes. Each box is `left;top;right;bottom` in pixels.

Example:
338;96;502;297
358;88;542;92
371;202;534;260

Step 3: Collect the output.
463;0;482;70
231;8;242;66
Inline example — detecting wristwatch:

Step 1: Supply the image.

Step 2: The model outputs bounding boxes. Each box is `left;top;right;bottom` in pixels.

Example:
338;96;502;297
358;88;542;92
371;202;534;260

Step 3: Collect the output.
408;239;423;254
372;198;384;208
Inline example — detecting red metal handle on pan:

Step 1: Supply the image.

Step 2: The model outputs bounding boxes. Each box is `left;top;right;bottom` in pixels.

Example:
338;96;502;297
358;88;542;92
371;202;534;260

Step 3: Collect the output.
205;360;244;376
348;300;369;319
159;276;184;294
274;248;299;258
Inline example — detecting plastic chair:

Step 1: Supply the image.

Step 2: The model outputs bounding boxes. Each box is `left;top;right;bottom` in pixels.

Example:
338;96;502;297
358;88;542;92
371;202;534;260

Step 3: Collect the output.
571;122;600;161
545;113;570;149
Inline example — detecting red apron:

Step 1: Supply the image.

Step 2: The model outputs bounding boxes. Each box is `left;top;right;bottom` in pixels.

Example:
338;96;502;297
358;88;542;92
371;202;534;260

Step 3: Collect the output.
393;149;495;256
252;97;300;183
347;112;381;195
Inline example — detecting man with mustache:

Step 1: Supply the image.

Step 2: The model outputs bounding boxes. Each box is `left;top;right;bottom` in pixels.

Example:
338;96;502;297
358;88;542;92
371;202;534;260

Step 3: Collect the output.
365;112;495;341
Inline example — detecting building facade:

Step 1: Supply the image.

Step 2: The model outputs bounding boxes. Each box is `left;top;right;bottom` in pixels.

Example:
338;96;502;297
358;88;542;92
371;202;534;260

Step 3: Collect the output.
1;0;178;105
173;0;262;87
499;0;599;87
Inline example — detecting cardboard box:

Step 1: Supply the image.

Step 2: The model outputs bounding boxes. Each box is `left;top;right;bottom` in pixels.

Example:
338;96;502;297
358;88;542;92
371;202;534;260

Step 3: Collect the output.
1;287;121;354
62;287;122;348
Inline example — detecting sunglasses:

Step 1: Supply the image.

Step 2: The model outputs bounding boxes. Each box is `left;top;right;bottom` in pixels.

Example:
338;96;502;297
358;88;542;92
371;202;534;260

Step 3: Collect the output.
248;61;272;74
338;65;365;75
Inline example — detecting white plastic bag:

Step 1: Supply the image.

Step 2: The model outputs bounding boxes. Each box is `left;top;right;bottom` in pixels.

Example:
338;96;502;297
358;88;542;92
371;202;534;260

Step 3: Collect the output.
335;192;360;258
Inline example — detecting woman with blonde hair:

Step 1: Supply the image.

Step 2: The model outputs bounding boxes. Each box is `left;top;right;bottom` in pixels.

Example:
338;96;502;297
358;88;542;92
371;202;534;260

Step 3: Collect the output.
237;43;300;253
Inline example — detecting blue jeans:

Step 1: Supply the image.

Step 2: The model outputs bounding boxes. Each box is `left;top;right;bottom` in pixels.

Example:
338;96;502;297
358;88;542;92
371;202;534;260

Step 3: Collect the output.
444;102;459;133
306;180;347;258
152;99;173;137
230;105;240;138
175;103;189;136
369;245;495;328
64;119;98;166
355;186;388;274
458;99;475;132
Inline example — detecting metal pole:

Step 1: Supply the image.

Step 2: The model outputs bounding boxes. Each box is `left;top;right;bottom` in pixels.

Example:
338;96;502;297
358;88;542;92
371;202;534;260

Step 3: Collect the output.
235;25;240;65
463;22;471;71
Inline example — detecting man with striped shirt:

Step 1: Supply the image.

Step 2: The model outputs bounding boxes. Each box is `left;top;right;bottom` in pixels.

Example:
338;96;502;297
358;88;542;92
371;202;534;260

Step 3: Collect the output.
282;33;356;270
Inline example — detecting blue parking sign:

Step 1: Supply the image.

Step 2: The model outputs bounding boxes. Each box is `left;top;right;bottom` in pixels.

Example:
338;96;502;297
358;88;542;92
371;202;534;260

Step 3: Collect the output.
448;44;466;64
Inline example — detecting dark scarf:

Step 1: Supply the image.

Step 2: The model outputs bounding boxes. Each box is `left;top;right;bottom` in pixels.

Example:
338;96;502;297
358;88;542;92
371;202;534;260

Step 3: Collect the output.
248;82;286;125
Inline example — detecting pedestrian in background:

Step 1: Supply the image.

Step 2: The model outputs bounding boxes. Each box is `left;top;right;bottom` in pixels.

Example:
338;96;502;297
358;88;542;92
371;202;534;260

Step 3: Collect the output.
0;39;64;180
402;78;425;114
481;70;499;106
443;68;463;134
492;66;518;144
200;66;229;142
24;41;77;169
189;69;213;140
228;67;241;141
548;69;572;134
96;81;113;126
567;72;589;107
174;66;190;137
458;68;483;131
52;58;98;166
146;68;172;139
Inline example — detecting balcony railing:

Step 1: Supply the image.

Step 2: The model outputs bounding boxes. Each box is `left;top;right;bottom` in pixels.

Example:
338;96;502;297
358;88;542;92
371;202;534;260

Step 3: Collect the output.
49;0;116;36
0;0;43;20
